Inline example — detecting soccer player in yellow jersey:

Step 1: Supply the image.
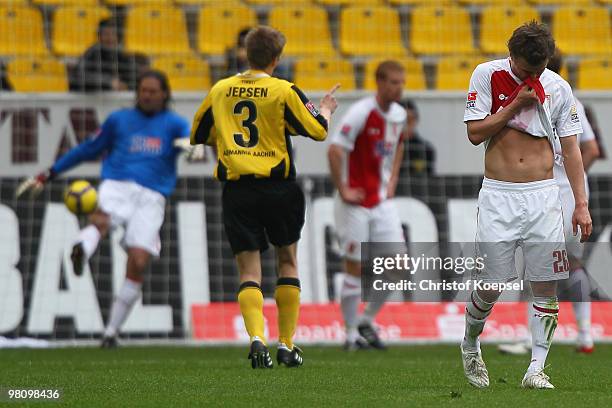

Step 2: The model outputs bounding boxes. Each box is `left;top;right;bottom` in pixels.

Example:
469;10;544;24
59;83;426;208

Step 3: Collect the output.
191;26;339;369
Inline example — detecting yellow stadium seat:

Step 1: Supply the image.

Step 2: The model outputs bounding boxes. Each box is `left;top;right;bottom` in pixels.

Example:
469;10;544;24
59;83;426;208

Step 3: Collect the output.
527;0;591;5
480;6;540;55
125;6;190;56
363;57;426;90
53;6;111;57
389;0;456;5
153;55;211;91
268;5;335;57
458;0;525;6
105;0;171;6
435;56;485;90
7;58;68;92
0;0;29;4
576;58;612;90
0;6;47;57
247;0;312;4
33;0;98;5
317;0;382;5
410;6;475;55
176;0;242;4
340;6;405;57
294;58;355;91
553;7;612;56
198;4;256;56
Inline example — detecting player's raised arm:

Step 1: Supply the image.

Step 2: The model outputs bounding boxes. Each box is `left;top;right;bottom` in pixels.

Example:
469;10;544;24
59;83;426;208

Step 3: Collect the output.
285;84;337;141
318;83;340;124
16;116;116;198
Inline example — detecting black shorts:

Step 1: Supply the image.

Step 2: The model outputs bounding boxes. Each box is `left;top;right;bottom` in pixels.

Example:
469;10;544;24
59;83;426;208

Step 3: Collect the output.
222;179;306;254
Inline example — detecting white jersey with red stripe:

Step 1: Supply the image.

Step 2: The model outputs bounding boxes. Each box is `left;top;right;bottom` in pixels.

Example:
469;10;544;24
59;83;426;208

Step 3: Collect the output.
464;58;582;146
329;96;406;208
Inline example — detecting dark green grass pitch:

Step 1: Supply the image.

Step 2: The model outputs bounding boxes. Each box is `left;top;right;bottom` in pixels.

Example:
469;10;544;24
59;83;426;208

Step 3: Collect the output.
1;345;611;407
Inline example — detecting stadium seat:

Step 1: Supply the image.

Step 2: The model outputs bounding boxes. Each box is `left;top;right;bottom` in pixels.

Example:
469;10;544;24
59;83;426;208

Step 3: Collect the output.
0;0;29;4
176;0;242;4
480;6;540;55
340;6;405;57
268;5;335;57
553;7;612;56
527;0;591;5
7;58;68;92
125;6;191;56
363;57;426;90
197;4;256;56
389;0;456;5
293;57;355;91
457;0;524;5
576;58;612;90
246;0;312;4
153;55;211;91
52;6;111;57
105;0;171;6
0;6;47;57
410;6;475;55
435;56;485;90
317;0;382;5
33;0;98;5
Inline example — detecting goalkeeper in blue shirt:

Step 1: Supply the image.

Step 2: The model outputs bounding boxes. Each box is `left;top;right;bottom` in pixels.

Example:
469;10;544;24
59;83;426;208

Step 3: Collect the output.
17;70;201;348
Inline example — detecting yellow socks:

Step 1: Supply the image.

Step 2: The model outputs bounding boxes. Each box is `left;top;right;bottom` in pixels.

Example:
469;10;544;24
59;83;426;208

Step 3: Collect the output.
275;278;301;349
238;281;266;344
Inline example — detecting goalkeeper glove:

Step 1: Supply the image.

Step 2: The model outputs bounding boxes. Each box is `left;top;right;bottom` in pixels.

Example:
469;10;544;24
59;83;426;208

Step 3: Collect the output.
15;168;55;198
174;138;206;162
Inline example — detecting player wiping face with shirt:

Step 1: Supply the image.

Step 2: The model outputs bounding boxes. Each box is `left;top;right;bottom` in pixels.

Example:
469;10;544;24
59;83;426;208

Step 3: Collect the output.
461;21;592;390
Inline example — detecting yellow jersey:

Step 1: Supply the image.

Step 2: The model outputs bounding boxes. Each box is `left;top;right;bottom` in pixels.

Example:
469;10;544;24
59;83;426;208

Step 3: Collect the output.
190;70;328;181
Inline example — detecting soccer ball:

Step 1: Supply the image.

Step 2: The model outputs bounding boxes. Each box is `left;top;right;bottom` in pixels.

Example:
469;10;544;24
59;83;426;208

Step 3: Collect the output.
64;180;98;215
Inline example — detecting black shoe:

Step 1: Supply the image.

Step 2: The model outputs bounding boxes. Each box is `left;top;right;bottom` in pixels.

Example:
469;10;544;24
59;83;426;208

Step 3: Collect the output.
248;340;273;369
71;243;85;276
100;336;118;349
277;345;303;367
343;337;370;352
358;322;387;350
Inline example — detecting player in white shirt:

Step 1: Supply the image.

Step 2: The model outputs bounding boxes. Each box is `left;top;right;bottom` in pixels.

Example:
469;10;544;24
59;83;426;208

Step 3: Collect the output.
498;50;601;357
462;22;592;389
328;61;407;351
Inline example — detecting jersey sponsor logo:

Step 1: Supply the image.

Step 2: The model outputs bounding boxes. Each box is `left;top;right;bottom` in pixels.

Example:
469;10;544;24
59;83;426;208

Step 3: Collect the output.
498;93;507;101
466;92;477;109
130;135;162;155
367;127;381;136
375;140;395;157
570;105;580;124
340;124;351;137
305;101;320;117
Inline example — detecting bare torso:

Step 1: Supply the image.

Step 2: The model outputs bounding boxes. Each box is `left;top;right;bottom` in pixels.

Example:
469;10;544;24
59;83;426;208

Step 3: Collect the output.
485;127;553;182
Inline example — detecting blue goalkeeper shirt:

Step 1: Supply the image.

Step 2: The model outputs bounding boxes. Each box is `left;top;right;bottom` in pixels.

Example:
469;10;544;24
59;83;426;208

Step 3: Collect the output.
51;108;191;196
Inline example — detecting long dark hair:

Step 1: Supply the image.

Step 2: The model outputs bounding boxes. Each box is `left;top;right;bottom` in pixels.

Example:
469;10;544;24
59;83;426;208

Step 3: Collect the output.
136;69;171;110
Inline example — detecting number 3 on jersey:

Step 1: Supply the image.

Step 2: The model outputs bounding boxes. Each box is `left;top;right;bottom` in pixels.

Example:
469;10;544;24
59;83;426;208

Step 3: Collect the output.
233;100;259;148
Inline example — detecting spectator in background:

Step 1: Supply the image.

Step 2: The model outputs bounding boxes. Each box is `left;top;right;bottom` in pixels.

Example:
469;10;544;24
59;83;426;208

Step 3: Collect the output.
70;19;149;92
225;27;292;81
0;62;12;91
399;99;436;176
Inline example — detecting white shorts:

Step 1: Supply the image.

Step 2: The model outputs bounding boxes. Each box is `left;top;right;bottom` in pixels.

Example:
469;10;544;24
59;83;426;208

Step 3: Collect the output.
98;179;166;257
554;164;589;259
334;197;404;262
475;177;568;282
